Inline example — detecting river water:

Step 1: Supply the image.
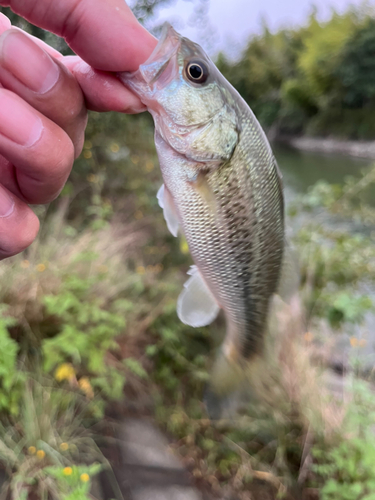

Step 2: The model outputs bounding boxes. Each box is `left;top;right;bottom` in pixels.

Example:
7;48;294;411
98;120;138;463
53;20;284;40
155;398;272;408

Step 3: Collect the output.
274;143;371;197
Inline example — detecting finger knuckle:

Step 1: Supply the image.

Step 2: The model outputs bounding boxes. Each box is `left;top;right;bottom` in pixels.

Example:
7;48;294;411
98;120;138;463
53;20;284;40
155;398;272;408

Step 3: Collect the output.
60;0;86;45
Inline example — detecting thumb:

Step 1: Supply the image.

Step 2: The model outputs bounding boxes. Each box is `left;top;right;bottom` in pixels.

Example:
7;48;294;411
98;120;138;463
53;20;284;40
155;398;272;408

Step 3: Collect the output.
0;0;157;71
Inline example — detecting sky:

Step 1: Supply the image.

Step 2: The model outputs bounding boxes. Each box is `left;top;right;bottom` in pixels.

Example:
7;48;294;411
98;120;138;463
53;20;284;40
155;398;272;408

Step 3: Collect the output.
146;0;375;58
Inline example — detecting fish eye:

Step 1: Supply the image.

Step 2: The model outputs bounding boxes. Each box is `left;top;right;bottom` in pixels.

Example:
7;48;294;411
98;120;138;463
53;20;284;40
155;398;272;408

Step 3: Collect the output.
186;60;209;83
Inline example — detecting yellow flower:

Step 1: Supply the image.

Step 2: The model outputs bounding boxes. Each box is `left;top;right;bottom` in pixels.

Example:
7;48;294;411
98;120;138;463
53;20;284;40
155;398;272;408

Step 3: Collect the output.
87;173;98;183
83;140;92;150
36;263;46;273
21;260;30;269
80;473;90;483
110;142;120;153
131;155;139;164
145;160;154;172
145;246;158;255
359;339;367;347
180;238;189;255
83;150;92;159
350;337;359;347
55;363;76;382
153;264;163;273
136;266;145;275
36;450;45;459
28;446;36;455
60;442;69;451
63;467;73;476
78;377;94;399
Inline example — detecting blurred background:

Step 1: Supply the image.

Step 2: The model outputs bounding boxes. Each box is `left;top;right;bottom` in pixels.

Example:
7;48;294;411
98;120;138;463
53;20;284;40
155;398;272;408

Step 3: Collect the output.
1;1;375;499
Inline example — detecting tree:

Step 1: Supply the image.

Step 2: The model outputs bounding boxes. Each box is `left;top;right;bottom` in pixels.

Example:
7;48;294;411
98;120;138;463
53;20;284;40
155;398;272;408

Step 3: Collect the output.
335;19;375;108
218;27;302;127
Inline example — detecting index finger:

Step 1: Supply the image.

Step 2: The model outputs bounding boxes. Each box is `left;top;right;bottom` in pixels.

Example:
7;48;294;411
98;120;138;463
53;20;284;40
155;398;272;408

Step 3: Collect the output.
0;11;148;115
0;0;157;71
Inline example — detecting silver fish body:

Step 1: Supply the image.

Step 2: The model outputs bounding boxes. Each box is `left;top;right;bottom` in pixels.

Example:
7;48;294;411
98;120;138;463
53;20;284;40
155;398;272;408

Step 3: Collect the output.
120;25;284;390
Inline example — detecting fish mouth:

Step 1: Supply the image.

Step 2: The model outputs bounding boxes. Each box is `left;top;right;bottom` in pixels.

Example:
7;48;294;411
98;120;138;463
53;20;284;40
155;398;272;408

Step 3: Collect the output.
120;23;181;92
140;23;181;84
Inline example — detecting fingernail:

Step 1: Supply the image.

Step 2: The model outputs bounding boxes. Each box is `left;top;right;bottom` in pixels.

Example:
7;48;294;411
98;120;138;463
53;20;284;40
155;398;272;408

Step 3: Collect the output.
0;90;43;146
0;30;59;94
0;184;14;217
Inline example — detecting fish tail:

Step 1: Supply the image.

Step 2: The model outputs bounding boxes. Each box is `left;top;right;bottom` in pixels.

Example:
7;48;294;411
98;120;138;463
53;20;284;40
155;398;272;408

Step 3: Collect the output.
204;340;258;419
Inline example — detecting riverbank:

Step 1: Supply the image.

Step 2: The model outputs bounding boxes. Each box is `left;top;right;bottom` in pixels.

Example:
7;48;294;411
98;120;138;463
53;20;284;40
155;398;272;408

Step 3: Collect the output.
276;136;375;160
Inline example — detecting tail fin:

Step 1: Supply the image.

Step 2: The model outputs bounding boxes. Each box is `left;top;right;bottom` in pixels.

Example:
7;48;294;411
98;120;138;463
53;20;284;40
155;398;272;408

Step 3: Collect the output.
204;384;240;420
204;342;260;419
204;292;303;420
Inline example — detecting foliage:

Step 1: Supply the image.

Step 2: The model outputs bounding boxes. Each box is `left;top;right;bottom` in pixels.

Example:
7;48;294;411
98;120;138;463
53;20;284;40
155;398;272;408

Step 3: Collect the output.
0;378;105;500
43;464;102;500
42;259;127;402
218;28;303;127
0;211;160;419
335;19;375;109
220;5;375;139
313;380;375;500
297;11;358;107
0;309;25;415
322;291;373;327
295;223;375;326
290;168;375;327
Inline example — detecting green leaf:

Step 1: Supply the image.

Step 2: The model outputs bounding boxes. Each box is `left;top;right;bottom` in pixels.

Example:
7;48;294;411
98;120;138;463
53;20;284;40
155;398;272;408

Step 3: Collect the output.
124;358;148;379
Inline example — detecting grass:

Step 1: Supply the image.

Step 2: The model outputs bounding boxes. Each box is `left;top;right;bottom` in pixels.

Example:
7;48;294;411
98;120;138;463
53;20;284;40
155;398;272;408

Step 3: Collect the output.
0;376;105;500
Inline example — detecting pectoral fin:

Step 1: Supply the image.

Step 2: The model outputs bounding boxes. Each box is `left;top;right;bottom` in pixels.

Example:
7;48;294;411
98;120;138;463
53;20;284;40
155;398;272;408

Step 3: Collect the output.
177;265;220;327
157;184;179;237
190;170;216;212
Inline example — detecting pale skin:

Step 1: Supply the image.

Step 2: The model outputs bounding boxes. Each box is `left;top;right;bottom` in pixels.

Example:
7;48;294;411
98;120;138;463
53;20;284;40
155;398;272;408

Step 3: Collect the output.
0;0;157;259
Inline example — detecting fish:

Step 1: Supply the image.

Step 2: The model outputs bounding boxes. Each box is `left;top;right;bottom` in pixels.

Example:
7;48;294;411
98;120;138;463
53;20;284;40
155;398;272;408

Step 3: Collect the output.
120;24;286;414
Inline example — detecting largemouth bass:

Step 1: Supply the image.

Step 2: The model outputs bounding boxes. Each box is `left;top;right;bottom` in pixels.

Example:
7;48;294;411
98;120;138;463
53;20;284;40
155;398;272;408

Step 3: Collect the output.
120;24;285;407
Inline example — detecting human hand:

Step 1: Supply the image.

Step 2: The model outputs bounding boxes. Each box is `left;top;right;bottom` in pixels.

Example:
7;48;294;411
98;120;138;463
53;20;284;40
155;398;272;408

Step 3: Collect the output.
0;0;157;259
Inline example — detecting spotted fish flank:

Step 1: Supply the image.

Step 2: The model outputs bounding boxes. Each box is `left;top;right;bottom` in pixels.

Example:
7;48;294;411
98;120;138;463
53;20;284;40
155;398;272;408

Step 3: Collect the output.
120;24;285;401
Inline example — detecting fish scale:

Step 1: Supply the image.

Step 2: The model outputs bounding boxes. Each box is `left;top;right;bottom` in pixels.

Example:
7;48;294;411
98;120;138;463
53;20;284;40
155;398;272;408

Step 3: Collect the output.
120;24;285;399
